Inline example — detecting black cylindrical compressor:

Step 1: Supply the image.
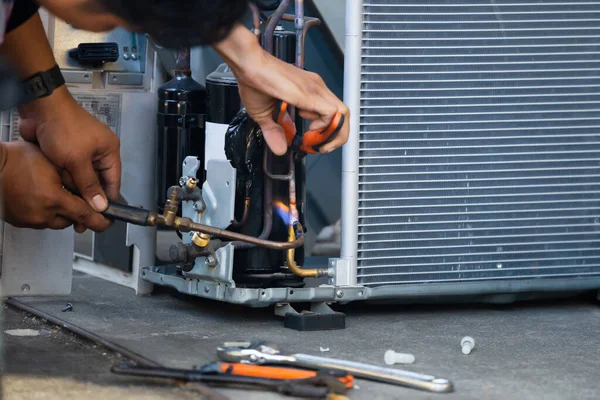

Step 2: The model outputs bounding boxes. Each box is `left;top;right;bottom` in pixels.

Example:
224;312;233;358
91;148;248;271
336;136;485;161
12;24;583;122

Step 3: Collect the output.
156;48;207;210
272;25;296;65
205;64;241;125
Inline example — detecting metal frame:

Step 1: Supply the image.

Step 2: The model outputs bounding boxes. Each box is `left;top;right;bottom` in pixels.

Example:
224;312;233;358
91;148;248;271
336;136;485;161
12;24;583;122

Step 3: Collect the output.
337;0;362;287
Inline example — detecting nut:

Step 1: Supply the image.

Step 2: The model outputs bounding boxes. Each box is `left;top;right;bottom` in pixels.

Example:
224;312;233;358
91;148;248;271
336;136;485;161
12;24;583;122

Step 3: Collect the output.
185;178;198;190
179;176;189;187
206;254;218;268
192;232;210;247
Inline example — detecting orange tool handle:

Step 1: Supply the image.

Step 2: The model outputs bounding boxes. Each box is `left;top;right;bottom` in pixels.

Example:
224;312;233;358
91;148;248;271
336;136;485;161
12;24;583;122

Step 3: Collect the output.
218;363;354;389
274;101;345;154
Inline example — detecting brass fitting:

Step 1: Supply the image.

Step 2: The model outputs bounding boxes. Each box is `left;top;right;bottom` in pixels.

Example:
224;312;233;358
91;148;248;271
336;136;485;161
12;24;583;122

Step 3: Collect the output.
163;189;179;226
185;177;197;191
192;232;211;248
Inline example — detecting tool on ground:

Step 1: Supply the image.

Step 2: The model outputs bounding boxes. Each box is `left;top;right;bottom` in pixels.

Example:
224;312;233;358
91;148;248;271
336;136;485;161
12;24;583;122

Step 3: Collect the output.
217;341;454;393
273;100;345;154
111;362;351;399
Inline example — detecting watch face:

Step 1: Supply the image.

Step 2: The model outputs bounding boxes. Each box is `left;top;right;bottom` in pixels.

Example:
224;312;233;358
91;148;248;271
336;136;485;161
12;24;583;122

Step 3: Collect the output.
24;75;48;98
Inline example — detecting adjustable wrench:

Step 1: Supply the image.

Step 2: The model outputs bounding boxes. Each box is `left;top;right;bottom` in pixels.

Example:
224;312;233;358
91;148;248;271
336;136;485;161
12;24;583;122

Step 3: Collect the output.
216;342;453;394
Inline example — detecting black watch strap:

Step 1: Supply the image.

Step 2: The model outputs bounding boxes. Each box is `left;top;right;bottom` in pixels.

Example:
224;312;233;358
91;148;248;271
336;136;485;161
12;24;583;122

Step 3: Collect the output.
20;64;65;104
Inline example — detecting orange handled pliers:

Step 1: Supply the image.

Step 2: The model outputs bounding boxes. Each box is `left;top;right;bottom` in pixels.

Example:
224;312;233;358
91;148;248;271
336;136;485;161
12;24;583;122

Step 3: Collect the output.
273;101;345;154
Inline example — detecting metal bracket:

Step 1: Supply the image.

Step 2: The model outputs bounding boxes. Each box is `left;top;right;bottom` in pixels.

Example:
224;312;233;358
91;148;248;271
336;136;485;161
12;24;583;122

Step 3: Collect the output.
328;258;356;286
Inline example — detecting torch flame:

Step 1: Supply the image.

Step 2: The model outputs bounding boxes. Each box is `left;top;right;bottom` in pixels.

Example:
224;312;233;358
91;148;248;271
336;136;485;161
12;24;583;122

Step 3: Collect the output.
274;200;298;226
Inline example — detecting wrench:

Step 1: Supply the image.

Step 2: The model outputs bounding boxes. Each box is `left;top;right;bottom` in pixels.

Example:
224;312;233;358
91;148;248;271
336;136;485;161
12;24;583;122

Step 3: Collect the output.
216;341;453;394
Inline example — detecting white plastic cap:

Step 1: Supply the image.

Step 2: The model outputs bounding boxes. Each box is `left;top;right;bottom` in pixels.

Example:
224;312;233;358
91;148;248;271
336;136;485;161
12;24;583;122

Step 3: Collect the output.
461;336;475;355
384;350;416;365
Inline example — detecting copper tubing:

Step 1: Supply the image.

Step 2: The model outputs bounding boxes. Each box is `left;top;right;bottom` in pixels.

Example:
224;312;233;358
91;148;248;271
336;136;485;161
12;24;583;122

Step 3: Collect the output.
230;186;251;228
285;225;328;278
233;151;274;249
249;2;261;38
280;15;321;67
264;0;292;54
294;0;305;69
184;218;304;250
263;148;294;181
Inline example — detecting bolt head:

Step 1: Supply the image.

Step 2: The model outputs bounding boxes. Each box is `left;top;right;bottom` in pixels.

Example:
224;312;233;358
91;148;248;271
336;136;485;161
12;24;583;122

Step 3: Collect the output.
336;290;344;298
179;176;188;187
204;286;210;293
206;255;217;267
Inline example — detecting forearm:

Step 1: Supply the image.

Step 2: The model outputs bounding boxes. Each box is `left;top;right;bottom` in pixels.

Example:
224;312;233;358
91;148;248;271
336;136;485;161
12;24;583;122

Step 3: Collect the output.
212;23;265;77
0;12;74;122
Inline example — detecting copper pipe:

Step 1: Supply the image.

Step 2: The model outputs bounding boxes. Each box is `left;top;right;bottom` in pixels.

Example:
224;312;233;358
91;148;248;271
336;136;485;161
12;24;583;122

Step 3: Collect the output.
230;194;251;228
249;2;261;39
285;225;328;278
280;15;321;67
233;149;274;249
264;0;292;54
294;0;305;69
263;148;294;181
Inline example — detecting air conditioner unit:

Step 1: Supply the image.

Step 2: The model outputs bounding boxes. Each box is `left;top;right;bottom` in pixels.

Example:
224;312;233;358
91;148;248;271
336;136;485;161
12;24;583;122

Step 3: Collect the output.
335;0;600;301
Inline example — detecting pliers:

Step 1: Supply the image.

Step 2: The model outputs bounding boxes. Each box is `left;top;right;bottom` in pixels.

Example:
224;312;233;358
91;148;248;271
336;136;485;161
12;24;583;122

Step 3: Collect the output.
273;100;345;155
112;362;353;399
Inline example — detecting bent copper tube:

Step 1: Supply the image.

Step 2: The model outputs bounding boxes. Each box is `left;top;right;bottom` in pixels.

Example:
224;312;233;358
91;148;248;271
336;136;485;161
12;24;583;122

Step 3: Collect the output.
264;0;292;54
281;15;321;67
230;187;251;229
249;2;261;38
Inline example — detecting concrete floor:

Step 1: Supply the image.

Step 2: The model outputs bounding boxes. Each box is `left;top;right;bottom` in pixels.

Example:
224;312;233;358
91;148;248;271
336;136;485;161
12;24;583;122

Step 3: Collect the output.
3;272;600;399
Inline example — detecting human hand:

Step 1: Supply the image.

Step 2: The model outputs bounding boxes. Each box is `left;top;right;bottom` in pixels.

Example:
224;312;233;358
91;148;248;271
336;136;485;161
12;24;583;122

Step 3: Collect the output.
214;24;350;156
17;87;122;216
0;141;111;231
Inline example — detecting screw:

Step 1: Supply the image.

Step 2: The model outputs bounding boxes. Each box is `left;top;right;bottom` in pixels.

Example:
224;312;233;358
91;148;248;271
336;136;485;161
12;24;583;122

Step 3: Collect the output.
123;54;130;60
204;286;210;293
21;284;30;293
62;303;73;312
179;176;188;187
112;75;118;82
206;255;217;268
131;54;139;61
384;350;416;365
461;336;475;355
336;290;344;298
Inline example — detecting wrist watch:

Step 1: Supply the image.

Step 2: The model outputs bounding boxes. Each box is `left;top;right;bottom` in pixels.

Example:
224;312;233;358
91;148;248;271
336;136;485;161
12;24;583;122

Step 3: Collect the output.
20;64;65;104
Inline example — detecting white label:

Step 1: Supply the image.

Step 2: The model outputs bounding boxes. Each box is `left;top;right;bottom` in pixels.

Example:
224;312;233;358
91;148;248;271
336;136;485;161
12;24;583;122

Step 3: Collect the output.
71;93;122;136
10;93;122;142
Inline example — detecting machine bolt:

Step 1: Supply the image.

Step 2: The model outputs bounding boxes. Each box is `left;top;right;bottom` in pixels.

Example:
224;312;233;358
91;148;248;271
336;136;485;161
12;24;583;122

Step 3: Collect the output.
336;290;344;298
384;350;416;365
206;254;218;268
461;336;475;355
193;202;206;212
62;303;73;312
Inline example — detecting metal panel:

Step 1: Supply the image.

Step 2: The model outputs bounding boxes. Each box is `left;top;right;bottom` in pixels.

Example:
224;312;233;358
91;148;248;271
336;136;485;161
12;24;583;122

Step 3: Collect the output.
356;0;600;287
